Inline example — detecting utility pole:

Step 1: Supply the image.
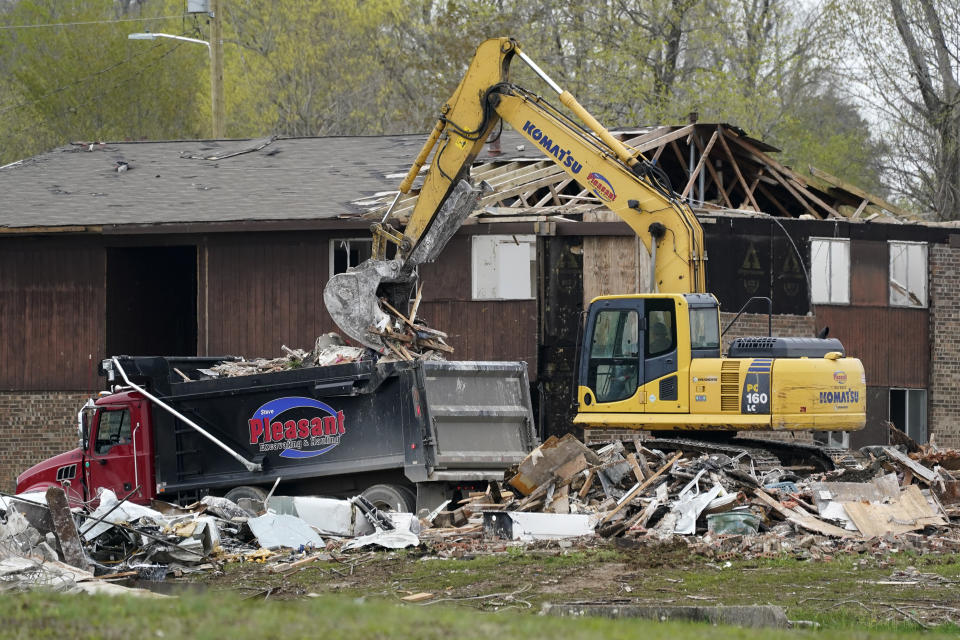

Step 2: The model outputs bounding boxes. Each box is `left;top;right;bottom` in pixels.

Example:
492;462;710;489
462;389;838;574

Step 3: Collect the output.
209;0;225;139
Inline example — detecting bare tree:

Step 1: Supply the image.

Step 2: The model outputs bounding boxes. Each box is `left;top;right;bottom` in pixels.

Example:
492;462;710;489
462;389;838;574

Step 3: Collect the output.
842;0;960;219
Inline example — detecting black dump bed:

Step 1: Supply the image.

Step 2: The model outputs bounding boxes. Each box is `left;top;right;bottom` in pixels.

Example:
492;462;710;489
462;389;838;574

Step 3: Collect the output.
105;357;537;495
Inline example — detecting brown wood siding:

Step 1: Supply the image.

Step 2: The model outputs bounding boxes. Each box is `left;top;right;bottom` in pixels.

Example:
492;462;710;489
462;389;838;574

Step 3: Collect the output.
0;240;105;390
204;234;334;357
851;240;888;306
417;301;538;375
418;235;471;300
815;305;927;388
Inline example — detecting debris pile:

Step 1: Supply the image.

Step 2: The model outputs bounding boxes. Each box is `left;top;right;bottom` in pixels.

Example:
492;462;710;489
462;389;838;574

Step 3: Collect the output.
0;486;420;595
5;436;960;595
421;434;960;551
367;288;454;361
208;319;451;379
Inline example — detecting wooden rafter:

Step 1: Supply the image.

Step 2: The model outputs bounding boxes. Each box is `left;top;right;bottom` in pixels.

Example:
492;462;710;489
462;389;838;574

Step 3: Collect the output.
716;130;760;212
722;131;841;219
680;129;720;200
755;181;792;217
692;128;732;208
808;166;914;219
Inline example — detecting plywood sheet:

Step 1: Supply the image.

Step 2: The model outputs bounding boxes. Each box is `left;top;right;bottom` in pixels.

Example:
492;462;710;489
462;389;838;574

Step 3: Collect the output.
841;485;945;538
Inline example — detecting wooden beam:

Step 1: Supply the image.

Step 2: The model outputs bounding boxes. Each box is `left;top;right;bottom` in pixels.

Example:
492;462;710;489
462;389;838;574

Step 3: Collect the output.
765;167;822;218
852;198;869;218
600;451;683;524
755;181;792;217
809;165;915;219
787;177;844;219
681;129;719;198
693;128;731;208
627;124;697;155
716;130;761;212
723;131;840;218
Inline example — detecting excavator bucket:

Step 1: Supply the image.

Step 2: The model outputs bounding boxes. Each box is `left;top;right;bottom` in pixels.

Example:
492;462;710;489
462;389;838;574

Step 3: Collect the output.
323;180;485;352
323;258;411;352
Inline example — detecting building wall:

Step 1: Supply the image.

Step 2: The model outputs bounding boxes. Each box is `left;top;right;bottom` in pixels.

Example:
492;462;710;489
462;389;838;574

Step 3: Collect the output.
929;244;960;448
0;238;105;390
0;391;89;492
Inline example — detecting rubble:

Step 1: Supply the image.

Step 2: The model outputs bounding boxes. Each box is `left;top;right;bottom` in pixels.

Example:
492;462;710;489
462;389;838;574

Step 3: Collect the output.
3;433;960;598
205;321;451;379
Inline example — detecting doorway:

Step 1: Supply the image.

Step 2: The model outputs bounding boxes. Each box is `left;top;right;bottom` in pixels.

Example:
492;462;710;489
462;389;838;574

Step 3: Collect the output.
106;246;197;356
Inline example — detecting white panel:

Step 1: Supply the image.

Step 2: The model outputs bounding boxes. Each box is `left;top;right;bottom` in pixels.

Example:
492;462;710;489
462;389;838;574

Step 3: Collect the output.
830;240;849;303
889;242;909;306
497;242;532;299
908;244;927;306
810;240;830;303
471;236;499;299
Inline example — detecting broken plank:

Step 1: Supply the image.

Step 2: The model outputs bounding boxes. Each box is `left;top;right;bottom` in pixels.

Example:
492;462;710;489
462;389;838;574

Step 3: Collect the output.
753;488;854;538
626;453;646;484
401;592;435;603
600;451;683;524
882;447;937;484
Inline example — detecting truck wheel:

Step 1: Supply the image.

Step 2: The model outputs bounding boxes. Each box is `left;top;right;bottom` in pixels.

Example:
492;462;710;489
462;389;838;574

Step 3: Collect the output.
224;485;268;515
361;484;416;512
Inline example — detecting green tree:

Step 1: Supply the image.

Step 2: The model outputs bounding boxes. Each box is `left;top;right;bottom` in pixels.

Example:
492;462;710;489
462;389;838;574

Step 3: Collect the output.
0;0;207;164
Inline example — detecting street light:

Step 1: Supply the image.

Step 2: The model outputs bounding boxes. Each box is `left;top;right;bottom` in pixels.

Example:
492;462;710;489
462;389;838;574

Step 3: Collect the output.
128;24;224;138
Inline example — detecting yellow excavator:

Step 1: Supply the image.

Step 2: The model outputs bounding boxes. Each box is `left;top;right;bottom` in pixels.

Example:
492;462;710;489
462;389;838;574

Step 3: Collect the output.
324;37;865;463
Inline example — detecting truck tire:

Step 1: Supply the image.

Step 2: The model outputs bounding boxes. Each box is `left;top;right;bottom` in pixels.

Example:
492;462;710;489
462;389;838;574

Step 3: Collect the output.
224;485;268;515
361;484;416;512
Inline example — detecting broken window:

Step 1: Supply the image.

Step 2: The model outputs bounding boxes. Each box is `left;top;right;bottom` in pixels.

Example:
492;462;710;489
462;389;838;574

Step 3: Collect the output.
330;238;373;275
471;235;536;300
809;238;849;304
890;388;927;443
889;241;927;308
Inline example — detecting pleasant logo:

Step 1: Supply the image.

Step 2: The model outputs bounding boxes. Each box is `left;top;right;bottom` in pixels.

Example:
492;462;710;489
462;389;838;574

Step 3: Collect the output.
586;172;616;202
833;371;847;384
247;396;345;459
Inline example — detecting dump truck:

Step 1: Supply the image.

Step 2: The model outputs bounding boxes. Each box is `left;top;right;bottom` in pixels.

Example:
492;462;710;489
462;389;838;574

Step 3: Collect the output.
16;355;537;511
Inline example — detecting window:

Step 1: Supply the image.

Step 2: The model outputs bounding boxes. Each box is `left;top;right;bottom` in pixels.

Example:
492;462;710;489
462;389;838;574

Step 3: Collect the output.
890;388;927;443
810;238;849;304
689;307;720;350
95;409;131;454
588;309;639;403
645;300;676;357
330;238;373;276
889;241;927;307
471;235;536;300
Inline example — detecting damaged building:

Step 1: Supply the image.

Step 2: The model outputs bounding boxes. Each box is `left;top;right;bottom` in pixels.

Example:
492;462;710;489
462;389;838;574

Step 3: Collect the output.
0;124;957;490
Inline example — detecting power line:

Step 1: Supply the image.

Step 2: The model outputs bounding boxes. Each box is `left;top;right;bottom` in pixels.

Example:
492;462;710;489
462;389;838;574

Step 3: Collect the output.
4;41;193;143
0;15;184;31
0;41;167;115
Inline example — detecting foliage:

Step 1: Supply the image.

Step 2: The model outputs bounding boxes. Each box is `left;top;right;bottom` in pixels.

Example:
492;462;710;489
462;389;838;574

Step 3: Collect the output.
0;0;893;200
0;0;206;165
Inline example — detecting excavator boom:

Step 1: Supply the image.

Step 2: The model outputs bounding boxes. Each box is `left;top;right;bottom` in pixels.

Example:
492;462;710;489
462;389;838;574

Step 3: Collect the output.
324;37;705;350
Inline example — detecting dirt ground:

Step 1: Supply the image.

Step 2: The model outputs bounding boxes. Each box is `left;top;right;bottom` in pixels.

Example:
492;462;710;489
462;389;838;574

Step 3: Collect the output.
181;538;960;628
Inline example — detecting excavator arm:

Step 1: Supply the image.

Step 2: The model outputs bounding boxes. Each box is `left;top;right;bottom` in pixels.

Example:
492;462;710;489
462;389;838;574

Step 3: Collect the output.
324;37;706;350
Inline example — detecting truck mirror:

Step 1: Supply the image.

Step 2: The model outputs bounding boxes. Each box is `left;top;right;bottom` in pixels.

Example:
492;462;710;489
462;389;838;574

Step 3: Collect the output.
78;399;96;451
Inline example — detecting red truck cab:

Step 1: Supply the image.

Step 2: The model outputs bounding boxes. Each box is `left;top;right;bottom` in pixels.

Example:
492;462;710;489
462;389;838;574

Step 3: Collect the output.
16;391;155;508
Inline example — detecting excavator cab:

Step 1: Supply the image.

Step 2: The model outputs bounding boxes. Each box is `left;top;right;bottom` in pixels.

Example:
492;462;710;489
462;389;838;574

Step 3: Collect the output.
578;294;720;412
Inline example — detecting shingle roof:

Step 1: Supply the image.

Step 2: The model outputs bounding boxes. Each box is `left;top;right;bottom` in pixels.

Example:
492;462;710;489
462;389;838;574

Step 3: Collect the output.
0;133;530;229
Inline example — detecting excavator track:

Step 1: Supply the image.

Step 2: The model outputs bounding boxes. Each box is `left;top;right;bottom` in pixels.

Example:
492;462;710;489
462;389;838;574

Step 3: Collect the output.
644;434;836;475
